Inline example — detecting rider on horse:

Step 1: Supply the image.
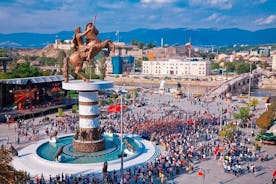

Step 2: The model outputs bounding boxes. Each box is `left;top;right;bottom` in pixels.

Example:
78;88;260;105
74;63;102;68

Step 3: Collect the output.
63;17;115;83
72;26;92;59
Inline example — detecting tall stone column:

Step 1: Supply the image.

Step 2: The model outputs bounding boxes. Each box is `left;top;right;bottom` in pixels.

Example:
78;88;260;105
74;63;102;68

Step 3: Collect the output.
62;80;113;152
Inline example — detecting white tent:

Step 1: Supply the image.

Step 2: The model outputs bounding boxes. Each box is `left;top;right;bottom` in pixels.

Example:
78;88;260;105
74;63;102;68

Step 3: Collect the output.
267;124;276;135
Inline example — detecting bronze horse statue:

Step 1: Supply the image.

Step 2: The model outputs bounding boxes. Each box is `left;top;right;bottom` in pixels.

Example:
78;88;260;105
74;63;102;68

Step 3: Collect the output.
63;20;115;83
55;145;64;161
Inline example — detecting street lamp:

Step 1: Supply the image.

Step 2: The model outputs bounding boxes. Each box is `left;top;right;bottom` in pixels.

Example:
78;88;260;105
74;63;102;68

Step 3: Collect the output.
248;62;252;100
120;77;124;184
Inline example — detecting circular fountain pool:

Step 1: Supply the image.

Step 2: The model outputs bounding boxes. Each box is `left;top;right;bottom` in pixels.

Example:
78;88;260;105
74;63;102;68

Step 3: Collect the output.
36;134;142;164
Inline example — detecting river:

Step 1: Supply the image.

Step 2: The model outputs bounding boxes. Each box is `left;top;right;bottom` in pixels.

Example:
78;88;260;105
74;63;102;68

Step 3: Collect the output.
251;88;276;97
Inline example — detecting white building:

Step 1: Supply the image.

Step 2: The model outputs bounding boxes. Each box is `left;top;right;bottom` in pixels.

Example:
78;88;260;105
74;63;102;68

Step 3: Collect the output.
53;39;72;50
142;58;211;77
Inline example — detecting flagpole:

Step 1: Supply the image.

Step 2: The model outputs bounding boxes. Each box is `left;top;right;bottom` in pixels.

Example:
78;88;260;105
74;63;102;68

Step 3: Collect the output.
185;38;192;99
120;75;124;184
188;37;191;58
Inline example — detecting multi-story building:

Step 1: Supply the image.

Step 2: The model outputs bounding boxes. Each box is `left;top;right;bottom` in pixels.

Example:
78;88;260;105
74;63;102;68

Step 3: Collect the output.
142;58;211;77
111;56;135;74
258;46;271;57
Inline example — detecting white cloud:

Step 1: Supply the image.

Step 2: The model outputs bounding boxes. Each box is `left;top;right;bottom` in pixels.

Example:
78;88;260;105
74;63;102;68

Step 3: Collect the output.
96;1;126;9
254;15;276;25
141;0;176;4
15;0;36;5
205;13;219;21
189;0;233;10
252;0;267;5
204;13;226;23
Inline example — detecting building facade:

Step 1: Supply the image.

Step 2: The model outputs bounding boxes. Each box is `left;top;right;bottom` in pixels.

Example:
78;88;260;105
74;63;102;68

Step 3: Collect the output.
111;56;135;74
142;58;211;77
53;39;72;50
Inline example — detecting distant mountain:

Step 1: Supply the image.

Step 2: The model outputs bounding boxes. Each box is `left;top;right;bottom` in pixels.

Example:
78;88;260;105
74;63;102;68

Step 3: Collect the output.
0;28;275;48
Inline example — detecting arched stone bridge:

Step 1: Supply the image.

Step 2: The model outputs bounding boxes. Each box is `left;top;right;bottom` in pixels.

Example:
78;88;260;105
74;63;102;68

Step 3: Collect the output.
206;72;261;98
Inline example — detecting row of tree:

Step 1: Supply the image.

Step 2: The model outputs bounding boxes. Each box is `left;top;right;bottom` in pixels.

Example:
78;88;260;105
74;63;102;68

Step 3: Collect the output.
131;40;156;49
220;99;275;140
0;62;41;79
0;49;9;57
211;61;257;74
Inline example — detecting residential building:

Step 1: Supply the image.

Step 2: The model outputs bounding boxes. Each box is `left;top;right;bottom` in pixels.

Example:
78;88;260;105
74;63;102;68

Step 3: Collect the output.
258;46;271;57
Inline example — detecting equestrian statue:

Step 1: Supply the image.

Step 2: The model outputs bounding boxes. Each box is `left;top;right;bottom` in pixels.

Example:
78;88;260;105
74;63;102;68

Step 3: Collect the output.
63;16;115;82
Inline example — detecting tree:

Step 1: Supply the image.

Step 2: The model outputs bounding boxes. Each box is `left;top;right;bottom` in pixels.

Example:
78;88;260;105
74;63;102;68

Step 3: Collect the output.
138;42;145;49
224;62;235;72
234;107;250;123
134;91;139;98
211;62;220;70
0;145;27;183
57;50;66;73
146;43;156;49
207;53;216;60
72;104;78;113
40;69;52;76
219;124;236;139
0;72;10;79
10;62;40;78
131;40;138;46
142;56;148;61
249;98;259;111
256;111;272;130
234;62;256;74
0;49;8;57
135;59;142;68
106;98;113;105
256;103;275;130
235;62;249;74
125;93;131;100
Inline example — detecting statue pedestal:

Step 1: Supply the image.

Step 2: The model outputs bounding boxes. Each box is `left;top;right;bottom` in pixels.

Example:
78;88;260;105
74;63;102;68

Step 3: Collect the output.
62;80;113;152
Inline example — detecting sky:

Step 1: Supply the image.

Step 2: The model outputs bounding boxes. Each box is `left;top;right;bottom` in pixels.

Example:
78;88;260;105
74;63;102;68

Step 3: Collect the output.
0;0;275;34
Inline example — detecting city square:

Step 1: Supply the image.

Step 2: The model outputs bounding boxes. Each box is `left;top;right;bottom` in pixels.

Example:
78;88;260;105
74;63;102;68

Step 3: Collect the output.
0;83;275;183
0;1;276;184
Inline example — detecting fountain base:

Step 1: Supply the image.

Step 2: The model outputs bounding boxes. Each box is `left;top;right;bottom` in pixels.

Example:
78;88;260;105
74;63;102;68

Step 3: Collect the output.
73;138;105;152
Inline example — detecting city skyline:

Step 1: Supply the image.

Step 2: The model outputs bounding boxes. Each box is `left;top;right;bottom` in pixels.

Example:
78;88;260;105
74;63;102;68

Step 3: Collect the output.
0;0;275;34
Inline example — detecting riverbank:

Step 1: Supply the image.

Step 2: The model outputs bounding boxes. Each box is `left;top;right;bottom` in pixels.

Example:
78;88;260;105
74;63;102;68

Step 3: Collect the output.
105;76;222;88
258;77;276;90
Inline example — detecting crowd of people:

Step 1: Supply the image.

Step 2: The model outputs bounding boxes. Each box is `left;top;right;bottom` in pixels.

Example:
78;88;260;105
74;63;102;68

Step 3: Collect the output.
4;92;274;184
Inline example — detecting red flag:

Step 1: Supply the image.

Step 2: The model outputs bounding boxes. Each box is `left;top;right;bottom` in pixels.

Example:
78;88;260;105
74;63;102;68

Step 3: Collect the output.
107;104;126;113
273;170;276;177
